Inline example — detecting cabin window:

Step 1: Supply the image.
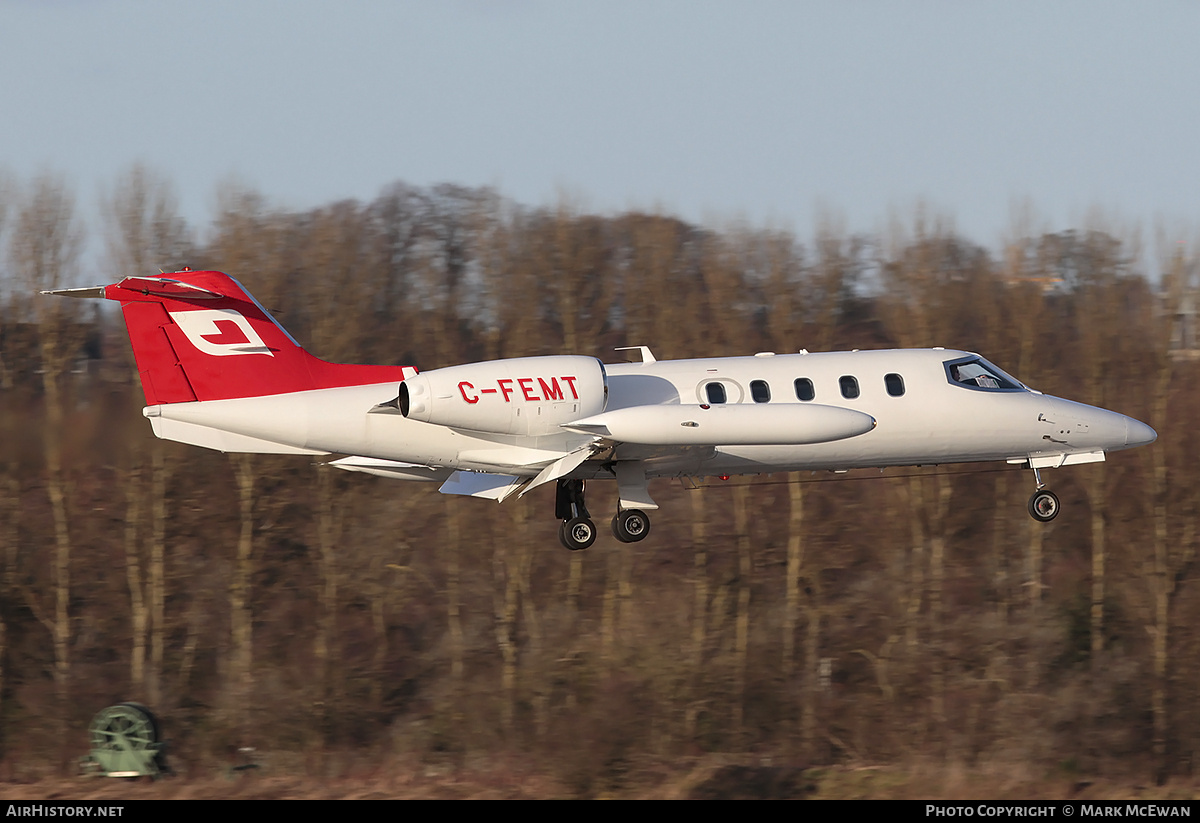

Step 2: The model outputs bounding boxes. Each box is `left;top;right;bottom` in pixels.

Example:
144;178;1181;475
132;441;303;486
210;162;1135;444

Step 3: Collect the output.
885;373;905;397
750;380;771;403
794;378;815;402
944;356;1023;392
839;375;860;399
705;382;727;404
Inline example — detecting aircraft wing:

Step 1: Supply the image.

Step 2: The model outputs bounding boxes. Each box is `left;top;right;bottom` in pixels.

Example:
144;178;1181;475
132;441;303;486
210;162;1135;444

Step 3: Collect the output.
439;471;527;501
335;393;877;506
329;450;599;502
520;444;600;496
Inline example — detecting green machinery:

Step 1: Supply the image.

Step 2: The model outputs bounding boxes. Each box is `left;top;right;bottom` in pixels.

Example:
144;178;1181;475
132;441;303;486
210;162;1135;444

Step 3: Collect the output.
81;703;168;778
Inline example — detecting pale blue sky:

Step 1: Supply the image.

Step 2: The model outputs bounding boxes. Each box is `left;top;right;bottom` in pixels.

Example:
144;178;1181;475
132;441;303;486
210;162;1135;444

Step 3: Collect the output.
2;0;1198;256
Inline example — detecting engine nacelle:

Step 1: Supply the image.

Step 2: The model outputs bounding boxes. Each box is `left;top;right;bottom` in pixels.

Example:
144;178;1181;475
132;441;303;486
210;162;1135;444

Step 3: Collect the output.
399;355;608;436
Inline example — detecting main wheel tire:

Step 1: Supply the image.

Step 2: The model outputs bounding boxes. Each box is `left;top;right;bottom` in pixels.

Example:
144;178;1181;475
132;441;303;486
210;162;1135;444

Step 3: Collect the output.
613;509;651;543
560;517;597;551
1028;489;1060;522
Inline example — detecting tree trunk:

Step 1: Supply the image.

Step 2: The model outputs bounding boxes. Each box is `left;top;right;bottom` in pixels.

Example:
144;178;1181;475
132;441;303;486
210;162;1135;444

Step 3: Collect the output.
123;466;147;695
1087;467;1107;666
904;475;925;650
493;506;522;734
230;454;255;737
313;466;339;743
732;482;752;737
802;583;820;759
43;371;72;730
783;474;804;676
445;497;464;684
1149;375;1171;779
149;443;167;707
0;469;18;757
928;474;952;746
685;489;708;739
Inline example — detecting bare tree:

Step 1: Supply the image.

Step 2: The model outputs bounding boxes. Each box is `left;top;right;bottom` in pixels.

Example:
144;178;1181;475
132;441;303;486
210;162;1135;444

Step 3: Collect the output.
529;201;616;356
879;210;991;750
0;168;13;756
101;163;191;706
206;181;283;739
1140;235;1198;780
229;452;255;737
7;172;84;747
102;163;191;280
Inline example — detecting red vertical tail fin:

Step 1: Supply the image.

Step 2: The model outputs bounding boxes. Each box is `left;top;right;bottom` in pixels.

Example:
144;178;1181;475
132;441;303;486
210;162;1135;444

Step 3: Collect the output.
77;270;413;404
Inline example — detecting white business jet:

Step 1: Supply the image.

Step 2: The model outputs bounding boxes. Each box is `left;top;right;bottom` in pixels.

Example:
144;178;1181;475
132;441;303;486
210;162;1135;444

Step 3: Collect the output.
47;270;1157;551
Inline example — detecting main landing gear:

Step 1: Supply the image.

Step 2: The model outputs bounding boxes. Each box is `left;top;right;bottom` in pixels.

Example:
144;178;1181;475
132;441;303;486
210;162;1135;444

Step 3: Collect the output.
612;508;651;543
1026;466;1060;523
555;479;651;551
556;479;595;551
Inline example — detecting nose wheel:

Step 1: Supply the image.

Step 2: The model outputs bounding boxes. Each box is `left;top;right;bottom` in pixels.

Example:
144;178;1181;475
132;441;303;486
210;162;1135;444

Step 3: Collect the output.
1026;466;1060;522
1028;489;1060;522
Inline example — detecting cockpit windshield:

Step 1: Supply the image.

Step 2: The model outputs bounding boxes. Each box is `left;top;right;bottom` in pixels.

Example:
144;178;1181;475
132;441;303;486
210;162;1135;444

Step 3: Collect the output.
944;356;1025;392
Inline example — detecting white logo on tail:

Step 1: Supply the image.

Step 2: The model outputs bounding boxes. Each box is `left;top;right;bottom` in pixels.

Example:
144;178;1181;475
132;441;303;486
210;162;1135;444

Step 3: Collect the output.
170;309;274;357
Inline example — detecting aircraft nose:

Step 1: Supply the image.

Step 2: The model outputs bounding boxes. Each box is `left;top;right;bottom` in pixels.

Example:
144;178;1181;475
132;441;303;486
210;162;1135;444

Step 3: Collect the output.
1125;417;1157;448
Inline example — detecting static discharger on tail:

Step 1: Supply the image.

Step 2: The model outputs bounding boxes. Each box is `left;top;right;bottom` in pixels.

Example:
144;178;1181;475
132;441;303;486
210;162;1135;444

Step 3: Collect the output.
46;269;1157;551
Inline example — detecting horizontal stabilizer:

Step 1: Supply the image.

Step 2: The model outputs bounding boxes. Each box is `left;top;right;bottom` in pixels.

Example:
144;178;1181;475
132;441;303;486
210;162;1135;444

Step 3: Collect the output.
40;286;107;299
113;276;226;300
42;276;226;301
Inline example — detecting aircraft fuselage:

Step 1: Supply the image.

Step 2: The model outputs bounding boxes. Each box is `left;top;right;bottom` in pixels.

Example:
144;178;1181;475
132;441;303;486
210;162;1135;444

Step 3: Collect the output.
144;347;1152;480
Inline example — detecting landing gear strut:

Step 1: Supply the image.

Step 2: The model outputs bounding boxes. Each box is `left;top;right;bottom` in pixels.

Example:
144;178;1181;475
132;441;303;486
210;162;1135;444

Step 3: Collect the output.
556;479;595;551
1026;466;1060;523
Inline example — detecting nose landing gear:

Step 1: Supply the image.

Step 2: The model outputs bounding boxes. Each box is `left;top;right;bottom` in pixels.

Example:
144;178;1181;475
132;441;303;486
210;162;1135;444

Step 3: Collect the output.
1027;466;1060;522
1028;489;1060;521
